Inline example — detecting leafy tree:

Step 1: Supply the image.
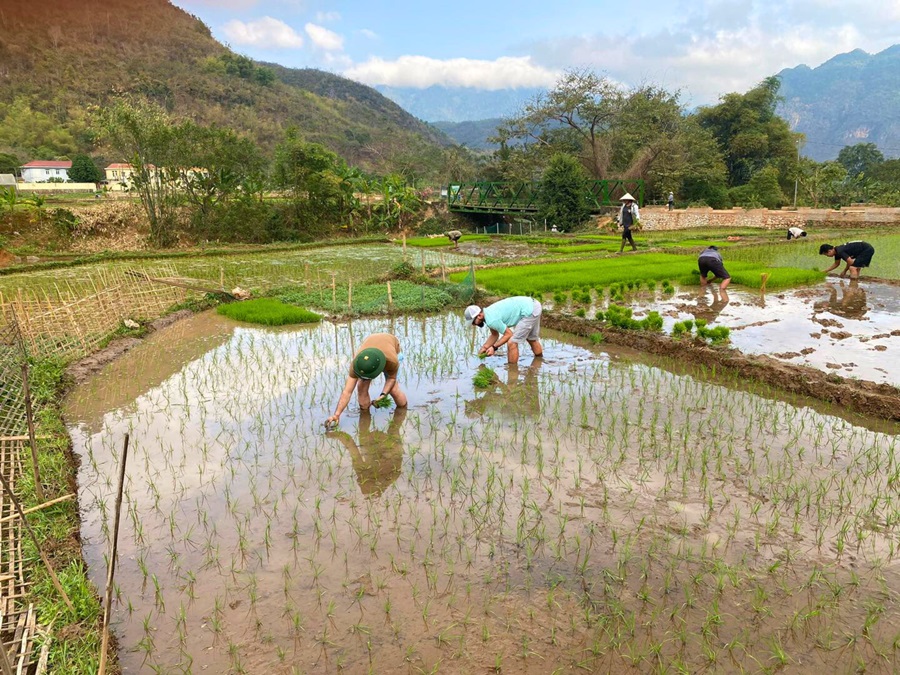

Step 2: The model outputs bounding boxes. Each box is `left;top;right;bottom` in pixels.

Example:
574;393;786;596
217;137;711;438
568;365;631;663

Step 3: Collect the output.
0;96;77;157
0;152;19;176
274;132;352;233
173;123;265;224
697;77;797;189
68;154;103;183
836;143;884;178
728;166;787;209
491;70;689;188
97;98;184;246
370;174;421;232
797;159;848;207
643;118;728;206
536;153;591;231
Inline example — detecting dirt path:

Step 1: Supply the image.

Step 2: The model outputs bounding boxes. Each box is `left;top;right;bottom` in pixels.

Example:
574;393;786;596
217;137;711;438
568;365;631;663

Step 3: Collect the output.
544;313;900;422
67;309;195;384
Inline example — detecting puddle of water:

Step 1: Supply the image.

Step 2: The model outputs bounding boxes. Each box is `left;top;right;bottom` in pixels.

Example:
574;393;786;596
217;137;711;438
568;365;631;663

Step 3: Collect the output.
553;280;900;387
66;312;900;673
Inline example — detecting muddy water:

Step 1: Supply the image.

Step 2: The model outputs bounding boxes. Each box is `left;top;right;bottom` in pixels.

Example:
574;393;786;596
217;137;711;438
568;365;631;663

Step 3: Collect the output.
66;312;900;673
554;280;900;387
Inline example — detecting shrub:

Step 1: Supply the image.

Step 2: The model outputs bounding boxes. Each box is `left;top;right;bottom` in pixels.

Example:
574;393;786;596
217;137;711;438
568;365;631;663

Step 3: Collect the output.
575;308;586;318
217;298;322;326
589;332;605;344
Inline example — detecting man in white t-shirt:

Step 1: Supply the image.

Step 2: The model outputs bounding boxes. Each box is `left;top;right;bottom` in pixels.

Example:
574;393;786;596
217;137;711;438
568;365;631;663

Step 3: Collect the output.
787;227;807;240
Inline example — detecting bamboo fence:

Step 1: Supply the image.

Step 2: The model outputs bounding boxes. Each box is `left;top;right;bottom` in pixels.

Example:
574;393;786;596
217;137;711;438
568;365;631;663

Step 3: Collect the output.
0;264;190;362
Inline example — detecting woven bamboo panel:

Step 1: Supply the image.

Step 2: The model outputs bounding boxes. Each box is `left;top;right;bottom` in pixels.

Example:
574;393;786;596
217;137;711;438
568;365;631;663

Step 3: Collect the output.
0;264;190;362
0;438;38;673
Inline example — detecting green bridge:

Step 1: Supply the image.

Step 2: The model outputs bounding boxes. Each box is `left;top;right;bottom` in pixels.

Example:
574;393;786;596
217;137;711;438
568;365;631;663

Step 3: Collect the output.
447;179;644;214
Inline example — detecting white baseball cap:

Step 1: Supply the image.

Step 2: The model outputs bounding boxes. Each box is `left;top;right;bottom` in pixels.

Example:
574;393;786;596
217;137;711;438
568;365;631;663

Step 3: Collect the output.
464;305;481;324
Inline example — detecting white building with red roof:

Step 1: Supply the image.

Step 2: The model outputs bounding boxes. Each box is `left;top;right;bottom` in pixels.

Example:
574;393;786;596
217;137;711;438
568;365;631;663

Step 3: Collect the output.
20;160;72;182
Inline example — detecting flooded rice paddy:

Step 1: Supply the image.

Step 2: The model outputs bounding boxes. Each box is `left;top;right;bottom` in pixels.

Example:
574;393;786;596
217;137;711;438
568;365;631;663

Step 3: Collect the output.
551;280;900;387
0;244;474;296
66;312;900;673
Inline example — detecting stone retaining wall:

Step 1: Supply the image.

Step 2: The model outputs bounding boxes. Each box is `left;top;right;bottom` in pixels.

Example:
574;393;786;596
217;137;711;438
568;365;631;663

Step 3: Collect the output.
638;206;900;231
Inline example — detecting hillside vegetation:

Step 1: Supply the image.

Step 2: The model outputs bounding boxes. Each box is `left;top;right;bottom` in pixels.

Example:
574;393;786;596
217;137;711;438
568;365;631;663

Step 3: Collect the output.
0;0;450;175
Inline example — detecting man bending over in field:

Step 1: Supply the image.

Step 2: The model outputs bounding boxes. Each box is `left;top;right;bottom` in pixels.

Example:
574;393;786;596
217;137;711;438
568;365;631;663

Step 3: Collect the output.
326;333;407;429
465;297;543;364
445;230;463;248
819;241;876;280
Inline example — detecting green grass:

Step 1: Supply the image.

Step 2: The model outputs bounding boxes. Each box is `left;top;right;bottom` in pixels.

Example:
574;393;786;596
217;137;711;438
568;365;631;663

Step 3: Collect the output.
18;357;107;672
217;298;322;325
455;253;826;294
280;280;456;315
546;243;626;254
403;234;492;247
727;232;900;280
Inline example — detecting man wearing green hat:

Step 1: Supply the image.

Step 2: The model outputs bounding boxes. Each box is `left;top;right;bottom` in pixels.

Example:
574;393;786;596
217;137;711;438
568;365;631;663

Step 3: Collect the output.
326;333;407;428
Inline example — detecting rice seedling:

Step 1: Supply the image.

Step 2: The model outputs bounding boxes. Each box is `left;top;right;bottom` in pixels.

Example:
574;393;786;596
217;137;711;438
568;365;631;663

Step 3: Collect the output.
216;298;321;326
61;309;900;674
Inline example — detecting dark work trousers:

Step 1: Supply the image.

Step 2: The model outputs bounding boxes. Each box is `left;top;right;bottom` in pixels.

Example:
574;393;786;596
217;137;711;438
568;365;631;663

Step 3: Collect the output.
621;228;636;251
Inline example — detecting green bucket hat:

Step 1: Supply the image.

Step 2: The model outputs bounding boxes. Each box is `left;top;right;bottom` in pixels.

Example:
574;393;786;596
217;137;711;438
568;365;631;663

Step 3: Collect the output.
353;348;386;379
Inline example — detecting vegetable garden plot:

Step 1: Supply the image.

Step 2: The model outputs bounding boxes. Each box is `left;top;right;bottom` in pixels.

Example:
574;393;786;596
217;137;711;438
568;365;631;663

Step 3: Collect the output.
67;312;900;674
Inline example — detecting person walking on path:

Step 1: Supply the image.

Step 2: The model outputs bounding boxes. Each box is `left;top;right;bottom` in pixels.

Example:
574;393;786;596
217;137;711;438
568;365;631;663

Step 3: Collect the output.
787;226;807;240
667;192;675;211
465;297;543;364
445;230;463;248
326;333;408;428
617;193;640;253
819;241;876;279
698;246;731;297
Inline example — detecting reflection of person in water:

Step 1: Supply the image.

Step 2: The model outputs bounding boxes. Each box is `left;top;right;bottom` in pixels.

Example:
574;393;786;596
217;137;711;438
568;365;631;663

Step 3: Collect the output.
813;281;868;320
326;408;407;496
692;287;731;324
465;359;542;419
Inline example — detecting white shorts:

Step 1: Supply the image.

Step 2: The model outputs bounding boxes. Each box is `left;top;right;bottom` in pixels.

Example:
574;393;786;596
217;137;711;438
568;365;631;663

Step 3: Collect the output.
512;300;542;342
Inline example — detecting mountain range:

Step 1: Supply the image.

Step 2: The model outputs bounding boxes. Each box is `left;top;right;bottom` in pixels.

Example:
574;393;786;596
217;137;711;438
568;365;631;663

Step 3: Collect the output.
776;45;900;162
0;0;450;175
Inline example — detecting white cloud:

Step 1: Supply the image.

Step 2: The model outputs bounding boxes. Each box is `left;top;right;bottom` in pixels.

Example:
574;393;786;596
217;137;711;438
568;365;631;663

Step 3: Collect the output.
358;28;378;40
315;11;341;22
344;55;561;90
222;17;304;49
304;23;344;51
522;1;897;106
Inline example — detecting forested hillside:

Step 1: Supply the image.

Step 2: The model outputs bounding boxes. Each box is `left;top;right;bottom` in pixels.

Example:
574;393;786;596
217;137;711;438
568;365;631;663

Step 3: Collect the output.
777;46;900;161
0;0;450;174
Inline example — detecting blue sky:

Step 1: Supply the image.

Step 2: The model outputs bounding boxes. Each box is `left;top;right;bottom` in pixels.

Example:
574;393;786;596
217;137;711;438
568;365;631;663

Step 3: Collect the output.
173;0;899;106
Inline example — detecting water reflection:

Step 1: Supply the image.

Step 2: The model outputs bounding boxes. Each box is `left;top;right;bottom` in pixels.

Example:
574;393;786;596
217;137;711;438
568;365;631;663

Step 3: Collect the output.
691;287;730;324
814;282;869;320
465;357;543;419
326;407;407;496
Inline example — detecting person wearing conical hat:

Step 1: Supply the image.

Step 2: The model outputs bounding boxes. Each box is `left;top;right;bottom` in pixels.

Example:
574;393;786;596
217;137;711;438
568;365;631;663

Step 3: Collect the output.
617;193;640;253
325;333;407;428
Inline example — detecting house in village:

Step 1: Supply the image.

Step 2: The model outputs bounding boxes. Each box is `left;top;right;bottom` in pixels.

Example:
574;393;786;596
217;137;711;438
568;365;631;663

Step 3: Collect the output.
104;163;136;190
20;160;72;182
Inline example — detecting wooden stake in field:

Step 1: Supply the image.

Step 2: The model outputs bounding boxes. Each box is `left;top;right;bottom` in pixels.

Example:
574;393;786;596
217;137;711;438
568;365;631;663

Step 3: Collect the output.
348;280;353;310
330;273;337;310
402;233;407;258
440;253;446;281
760;272;770;293
21;363;44;502
386;281;393;311
98;434;129;675
420;251;426;276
